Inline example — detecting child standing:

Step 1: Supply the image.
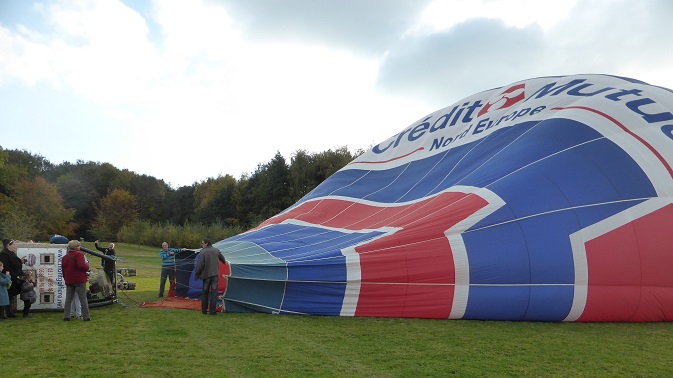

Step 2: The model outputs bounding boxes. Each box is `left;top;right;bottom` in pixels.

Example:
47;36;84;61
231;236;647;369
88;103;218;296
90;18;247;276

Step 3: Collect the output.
20;270;37;318
0;261;11;321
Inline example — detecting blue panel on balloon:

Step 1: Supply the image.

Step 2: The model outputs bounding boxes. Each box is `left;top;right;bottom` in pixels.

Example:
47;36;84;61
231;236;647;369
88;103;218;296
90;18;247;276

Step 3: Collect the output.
174;249;197;298
463;222;529;285
281;281;346;315
287;258;346;282
225;277;285;312
524;285;574;321
464;286;530;320
232;264;287;281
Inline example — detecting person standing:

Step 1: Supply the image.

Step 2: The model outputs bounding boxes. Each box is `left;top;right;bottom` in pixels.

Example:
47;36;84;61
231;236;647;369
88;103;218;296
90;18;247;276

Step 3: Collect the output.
61;240;91;321
19;270;37;318
70;255;88;319
0;261;11;321
195;238;227;315
0;239;23;318
94;240;116;289
158;242;186;298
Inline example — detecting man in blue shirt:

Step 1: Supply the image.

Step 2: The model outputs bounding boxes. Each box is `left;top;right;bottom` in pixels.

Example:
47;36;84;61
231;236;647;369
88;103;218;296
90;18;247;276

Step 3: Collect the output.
158;242;186;298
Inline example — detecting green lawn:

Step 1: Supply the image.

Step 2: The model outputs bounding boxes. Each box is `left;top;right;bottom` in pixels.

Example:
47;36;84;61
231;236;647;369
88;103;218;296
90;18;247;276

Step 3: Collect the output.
3;243;673;377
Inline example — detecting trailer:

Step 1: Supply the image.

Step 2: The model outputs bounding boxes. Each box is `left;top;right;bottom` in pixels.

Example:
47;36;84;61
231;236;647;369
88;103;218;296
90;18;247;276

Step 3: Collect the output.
14;242;133;311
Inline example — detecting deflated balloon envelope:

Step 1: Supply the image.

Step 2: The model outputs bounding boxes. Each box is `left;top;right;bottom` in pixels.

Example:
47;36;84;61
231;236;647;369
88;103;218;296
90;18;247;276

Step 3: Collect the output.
214;74;673;322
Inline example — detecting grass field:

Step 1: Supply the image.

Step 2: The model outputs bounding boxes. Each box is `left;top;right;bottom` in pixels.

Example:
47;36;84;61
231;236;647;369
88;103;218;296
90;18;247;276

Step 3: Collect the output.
3;242;673;377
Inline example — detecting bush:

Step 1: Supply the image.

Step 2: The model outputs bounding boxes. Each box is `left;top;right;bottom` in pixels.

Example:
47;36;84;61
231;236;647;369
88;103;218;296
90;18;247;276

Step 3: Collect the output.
117;220;244;248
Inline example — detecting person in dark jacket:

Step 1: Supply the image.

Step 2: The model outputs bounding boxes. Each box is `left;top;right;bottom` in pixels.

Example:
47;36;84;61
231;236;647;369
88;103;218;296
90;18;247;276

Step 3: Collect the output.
94;240;116;289
0;239;24;318
61;240;91;321
195;238;227;315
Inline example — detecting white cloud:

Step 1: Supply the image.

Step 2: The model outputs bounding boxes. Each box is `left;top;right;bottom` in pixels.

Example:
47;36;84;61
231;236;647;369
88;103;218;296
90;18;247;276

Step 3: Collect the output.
378;0;673;106
213;0;433;56
417;0;578;32
0;23;56;86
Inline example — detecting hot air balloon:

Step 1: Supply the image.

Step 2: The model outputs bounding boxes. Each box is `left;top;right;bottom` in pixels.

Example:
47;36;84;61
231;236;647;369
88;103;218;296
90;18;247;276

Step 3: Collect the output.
196;74;673;321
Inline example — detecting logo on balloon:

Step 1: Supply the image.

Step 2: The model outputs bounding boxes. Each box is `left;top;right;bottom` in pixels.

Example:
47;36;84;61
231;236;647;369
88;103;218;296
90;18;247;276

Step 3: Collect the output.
477;83;525;117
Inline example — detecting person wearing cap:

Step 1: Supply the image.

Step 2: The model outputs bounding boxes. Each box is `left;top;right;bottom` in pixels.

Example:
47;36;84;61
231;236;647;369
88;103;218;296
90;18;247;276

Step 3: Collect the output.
61;239;91;321
95;240;116;290
0;239;24;318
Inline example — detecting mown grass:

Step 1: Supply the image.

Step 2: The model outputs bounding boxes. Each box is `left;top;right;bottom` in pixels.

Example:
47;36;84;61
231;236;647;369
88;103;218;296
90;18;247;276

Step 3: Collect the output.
3;242;673;377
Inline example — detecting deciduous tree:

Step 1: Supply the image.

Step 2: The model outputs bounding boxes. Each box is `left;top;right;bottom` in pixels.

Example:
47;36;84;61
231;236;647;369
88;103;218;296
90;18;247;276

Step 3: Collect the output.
193;175;237;224
91;189;139;240
13;177;76;240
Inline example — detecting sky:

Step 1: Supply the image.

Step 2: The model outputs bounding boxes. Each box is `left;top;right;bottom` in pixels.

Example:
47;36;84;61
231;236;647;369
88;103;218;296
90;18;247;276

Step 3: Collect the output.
1;0;672;188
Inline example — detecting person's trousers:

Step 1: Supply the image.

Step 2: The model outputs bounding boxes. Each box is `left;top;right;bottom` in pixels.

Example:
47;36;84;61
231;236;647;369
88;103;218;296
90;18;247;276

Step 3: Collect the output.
71;294;82;317
63;283;90;320
159;266;175;296
8;295;17;315
202;275;219;314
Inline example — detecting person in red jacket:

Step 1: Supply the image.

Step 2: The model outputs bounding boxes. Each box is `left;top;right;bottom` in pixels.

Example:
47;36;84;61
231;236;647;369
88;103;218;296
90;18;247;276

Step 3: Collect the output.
61;240;91;321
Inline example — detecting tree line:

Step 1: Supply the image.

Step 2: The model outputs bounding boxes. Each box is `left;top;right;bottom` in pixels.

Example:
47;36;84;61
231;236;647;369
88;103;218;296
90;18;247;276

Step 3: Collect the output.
0;146;362;245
